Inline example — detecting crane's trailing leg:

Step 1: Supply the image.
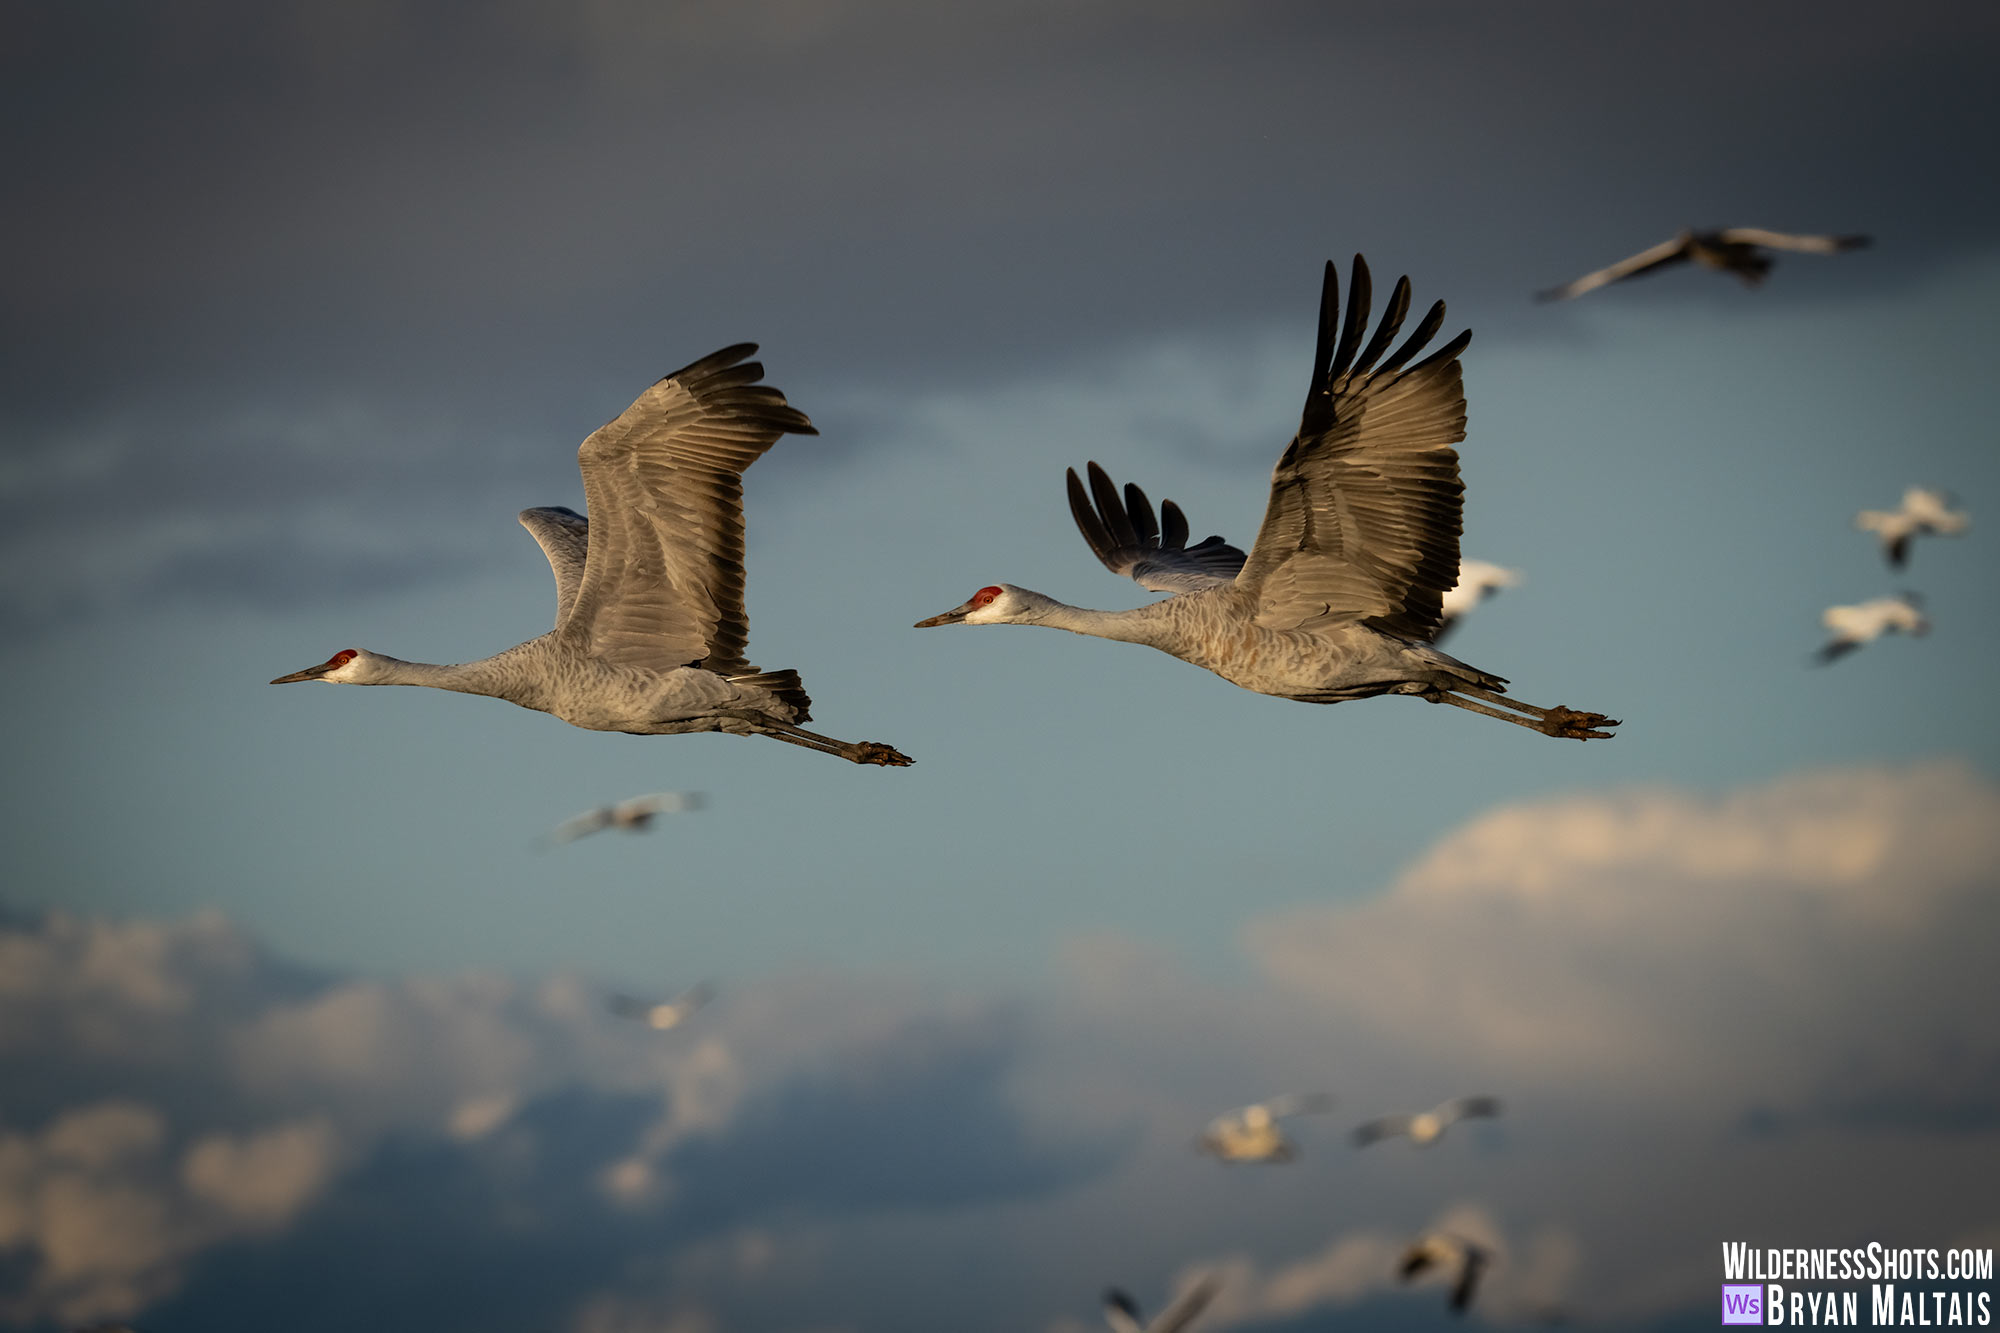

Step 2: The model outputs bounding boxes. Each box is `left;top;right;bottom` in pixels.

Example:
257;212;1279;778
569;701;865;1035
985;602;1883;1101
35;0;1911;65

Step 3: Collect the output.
1436;689;1619;740
756;721;914;767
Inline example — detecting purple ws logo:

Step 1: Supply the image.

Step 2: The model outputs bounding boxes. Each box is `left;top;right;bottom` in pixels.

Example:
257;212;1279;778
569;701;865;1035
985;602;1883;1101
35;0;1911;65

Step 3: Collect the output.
1723;1284;1763;1324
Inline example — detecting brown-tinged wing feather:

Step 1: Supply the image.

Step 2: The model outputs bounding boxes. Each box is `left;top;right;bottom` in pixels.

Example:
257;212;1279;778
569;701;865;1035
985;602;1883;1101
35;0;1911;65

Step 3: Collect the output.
559;345;816;674
1235;257;1470;640
519;506;590;624
1534;235;1694;301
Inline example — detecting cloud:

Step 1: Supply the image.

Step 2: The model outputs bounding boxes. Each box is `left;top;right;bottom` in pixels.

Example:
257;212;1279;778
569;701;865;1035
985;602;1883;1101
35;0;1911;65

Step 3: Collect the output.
0;912;1103;1329
4;761;1998;1330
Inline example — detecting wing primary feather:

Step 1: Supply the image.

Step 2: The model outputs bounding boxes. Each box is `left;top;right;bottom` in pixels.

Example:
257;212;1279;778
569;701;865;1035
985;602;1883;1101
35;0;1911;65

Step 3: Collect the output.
1068;466;1120;568
1353;275;1412;375
1405;327;1473;375
1377;299;1448;374
1088;461;1141;550
1303;260;1341;431
1160;498;1191;549
1125;482;1160;545
1328;254;1371;384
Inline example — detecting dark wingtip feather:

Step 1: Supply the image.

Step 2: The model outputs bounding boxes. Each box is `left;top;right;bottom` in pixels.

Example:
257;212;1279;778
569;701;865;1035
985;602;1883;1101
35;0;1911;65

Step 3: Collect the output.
1067;466;1118;567
1378;300;1450;374
1303;260;1341;425
1087;461;1141;550
1124;482;1160;545
1160;498;1190;550
1354;274;1412;374
1328;254;1372;384
1406;326;1473;375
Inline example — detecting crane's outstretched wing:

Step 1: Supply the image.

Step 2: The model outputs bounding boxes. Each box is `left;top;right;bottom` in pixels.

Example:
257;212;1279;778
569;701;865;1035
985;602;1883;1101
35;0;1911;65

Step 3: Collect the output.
1261;1092;1335;1119
1068;463;1247;593
1453;1246;1490;1313
1716;228;1871;254
1441;1095;1502;1125
520;506;591;624
545;806;616;845
1234;257;1470;640
1103;1289;1147;1333
1534;236;1693;301
559;345;817;673
1151;1275;1222;1333
1353;1114;1414;1146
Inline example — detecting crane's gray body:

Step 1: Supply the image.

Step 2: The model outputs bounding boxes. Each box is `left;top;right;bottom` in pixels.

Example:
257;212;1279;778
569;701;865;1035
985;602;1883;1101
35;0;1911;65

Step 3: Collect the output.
997;586;1506;704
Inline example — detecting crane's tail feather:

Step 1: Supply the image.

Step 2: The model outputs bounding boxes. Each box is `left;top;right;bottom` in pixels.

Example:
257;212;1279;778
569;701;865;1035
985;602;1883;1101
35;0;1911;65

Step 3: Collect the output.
730;669;812;723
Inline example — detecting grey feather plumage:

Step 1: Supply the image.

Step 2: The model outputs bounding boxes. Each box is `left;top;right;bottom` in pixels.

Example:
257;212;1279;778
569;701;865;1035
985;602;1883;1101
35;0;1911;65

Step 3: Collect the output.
273;347;911;767
920;256;1618;741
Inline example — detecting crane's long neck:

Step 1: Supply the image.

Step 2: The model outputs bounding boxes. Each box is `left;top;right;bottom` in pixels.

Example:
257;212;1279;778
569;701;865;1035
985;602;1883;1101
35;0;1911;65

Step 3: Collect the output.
356;652;522;699
1005;591;1172;648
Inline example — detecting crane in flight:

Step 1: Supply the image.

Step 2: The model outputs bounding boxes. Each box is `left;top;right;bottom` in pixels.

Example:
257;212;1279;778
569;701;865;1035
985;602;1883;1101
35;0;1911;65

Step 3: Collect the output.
1353;1095;1503;1148
1399;1231;1491;1316
917;257;1619;740
1535;227;1869;301
606;981;714;1031
1854;487;1967;569
1196;1092;1335;1163
541;791;706;846
1814;594;1929;664
1102;1275;1221;1333
272;346;912;767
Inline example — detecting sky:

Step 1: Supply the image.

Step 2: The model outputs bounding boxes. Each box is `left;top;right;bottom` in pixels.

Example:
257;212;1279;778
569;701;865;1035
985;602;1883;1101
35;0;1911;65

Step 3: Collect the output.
3;2;1999;1330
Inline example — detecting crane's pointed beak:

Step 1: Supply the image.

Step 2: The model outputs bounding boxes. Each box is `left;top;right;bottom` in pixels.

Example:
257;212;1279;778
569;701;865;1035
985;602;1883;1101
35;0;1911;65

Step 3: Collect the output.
914;600;974;628
270;656;344;684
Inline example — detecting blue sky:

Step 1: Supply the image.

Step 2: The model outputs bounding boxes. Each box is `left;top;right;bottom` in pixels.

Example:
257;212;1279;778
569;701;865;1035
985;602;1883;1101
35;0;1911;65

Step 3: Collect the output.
3;3;1998;1330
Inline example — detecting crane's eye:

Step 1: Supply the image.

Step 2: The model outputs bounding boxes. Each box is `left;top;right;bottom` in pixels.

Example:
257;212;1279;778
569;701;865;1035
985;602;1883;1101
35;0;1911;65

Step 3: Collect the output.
332;649;358;665
974;586;1002;606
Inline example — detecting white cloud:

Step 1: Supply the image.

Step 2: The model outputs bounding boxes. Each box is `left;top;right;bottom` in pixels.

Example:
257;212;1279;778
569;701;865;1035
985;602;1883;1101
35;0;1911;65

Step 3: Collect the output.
4;761;1997;1330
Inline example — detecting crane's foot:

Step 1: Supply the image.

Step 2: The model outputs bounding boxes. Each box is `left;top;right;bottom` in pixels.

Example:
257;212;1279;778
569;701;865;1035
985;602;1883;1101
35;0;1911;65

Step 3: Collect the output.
849;741;914;767
1541;705;1619;740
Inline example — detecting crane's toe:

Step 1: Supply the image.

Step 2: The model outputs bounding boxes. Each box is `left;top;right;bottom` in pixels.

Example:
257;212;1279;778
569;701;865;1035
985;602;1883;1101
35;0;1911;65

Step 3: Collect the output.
1542;705;1620;741
852;741;915;767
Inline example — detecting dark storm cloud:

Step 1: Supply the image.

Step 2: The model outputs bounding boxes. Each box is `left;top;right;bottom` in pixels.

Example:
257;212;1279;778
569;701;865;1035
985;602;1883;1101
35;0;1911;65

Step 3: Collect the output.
4;0;1997;620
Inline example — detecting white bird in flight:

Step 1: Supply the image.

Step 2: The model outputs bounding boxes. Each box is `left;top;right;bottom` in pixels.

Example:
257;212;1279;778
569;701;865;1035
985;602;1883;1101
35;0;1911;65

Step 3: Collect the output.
1400;1231;1491;1316
1353;1095;1502;1148
1815;594;1929;664
606;981;714;1031
916;257;1619;741
1197;1093;1336;1163
1103;1275;1222;1333
543;791;706;845
1535;227;1870;301
1435;559;1521;643
272;346;912;767
1854;488;1967;569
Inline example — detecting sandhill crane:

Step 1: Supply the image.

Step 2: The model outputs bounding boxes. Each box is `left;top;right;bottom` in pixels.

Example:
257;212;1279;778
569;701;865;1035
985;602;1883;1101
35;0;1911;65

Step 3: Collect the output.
607;981;714;1031
916;257;1619;741
1815;594;1929;664
1435;559;1521;643
1197;1093;1335;1163
543;791;706;846
1103;1275;1221;1333
1535;228;1870;301
1353;1096;1502;1148
271;347;911;767
1855;488;1967;569
1400;1231;1491;1316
